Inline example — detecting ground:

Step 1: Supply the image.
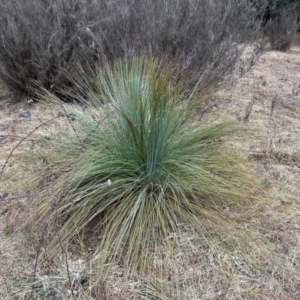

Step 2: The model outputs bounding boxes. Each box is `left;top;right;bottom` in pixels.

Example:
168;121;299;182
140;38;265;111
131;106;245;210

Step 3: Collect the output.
0;46;300;299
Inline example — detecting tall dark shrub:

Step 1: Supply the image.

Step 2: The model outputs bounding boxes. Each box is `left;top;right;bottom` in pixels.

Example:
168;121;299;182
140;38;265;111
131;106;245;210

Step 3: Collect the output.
265;4;299;51
0;0;263;100
265;0;300;19
0;0;97;95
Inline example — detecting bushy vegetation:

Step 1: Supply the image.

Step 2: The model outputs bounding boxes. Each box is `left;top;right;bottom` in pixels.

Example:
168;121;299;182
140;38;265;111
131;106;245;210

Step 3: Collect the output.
264;0;300;18
265;5;299;51
255;0;300;51
0;0;263;99
25;57;259;279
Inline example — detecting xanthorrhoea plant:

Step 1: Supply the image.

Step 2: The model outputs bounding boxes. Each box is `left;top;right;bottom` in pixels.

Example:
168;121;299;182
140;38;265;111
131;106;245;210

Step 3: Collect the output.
30;57;258;277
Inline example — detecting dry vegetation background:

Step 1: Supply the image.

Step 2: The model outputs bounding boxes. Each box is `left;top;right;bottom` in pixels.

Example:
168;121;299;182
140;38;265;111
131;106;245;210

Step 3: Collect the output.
0;45;300;299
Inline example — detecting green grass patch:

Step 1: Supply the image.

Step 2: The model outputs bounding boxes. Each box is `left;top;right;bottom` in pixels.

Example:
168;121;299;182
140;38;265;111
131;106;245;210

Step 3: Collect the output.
25;56;261;280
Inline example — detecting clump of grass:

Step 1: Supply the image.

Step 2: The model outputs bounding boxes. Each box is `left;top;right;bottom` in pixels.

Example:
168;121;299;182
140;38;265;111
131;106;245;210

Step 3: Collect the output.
27;57;261;279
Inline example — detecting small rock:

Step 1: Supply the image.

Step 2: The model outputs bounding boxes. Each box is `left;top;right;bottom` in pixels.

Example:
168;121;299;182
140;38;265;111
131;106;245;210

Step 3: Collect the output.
19;110;31;119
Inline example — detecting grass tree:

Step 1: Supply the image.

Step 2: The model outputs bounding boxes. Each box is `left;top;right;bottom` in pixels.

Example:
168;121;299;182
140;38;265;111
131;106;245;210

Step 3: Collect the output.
28;57;259;279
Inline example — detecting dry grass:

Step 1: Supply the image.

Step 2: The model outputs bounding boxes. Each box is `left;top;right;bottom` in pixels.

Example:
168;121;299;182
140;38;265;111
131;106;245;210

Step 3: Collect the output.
1;47;300;299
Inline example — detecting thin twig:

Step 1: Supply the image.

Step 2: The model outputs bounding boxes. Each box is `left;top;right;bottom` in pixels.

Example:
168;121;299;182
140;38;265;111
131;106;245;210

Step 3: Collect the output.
30;195;58;299
2;115;22;129
60;102;110;152
60;104;83;145
54;208;75;298
30;221;49;299
0;134;37;142
0;115;61;180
